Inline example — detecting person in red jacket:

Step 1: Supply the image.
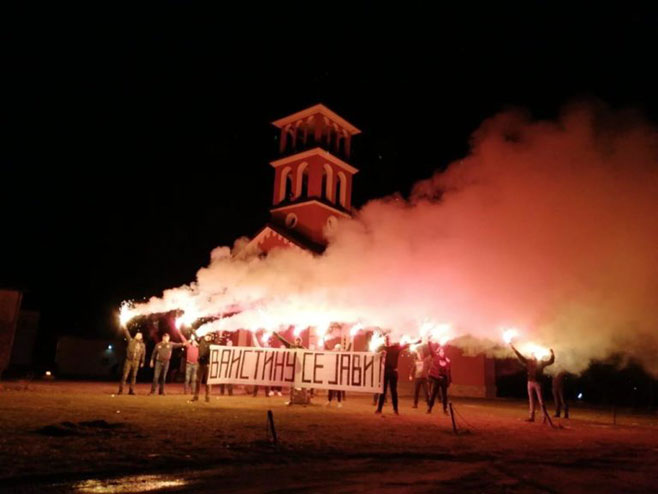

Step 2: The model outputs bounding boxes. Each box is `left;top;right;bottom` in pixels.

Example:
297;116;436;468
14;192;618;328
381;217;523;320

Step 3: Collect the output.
183;334;199;395
193;333;214;402
427;343;452;415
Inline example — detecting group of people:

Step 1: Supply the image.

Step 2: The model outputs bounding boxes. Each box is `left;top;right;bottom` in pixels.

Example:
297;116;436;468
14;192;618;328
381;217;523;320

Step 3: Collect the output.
118;326;214;401
372;335;452;416
118;327;569;421
117;327;454;413
407;340;452;415
372;335;569;421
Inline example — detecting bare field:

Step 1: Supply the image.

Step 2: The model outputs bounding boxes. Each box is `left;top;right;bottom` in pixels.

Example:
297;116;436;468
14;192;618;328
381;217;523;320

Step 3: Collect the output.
1;381;657;493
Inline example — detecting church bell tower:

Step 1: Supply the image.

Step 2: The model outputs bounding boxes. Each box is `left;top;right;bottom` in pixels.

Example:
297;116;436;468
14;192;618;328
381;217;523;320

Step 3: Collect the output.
268;104;361;247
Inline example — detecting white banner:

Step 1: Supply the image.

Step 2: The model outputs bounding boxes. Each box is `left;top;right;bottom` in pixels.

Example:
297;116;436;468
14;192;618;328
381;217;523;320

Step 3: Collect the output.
207;345;385;393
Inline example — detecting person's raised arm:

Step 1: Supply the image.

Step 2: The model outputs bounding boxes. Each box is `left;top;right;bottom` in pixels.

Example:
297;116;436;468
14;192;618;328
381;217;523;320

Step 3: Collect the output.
402;338;423;352
121;326;132;341
510;344;527;365
273;331;292;349
252;332;262;348
545;349;555;367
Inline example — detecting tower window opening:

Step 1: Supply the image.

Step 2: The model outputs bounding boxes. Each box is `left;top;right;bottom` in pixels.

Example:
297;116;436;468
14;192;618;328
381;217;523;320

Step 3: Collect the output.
295;162;309;199
337;171;347;208
322;163;334;203
296;124;305;150
279;166;293;203
301;168;309;198
286;128;295;153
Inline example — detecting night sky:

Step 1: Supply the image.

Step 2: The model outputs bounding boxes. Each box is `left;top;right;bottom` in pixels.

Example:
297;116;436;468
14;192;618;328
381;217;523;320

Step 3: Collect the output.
3;3;658;355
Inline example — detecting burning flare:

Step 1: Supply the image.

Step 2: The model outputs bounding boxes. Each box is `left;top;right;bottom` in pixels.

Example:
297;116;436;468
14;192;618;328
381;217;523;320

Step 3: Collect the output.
369;332;386;352
119;302;137;328
502;328;519;344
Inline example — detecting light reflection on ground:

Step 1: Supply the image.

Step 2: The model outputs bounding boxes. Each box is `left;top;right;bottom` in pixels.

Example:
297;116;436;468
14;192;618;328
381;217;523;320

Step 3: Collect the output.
74;474;188;493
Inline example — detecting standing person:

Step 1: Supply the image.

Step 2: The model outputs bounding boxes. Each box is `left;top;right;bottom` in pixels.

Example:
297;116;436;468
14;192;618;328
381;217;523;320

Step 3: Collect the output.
325;343;344;408
552;370;569;418
118;328;146;395
273;331;306;405
193;333;214;402
149;333;187;396
410;349;430;409
183;335;199;395
510;343;555;422
427;343;452;415
375;335;419;415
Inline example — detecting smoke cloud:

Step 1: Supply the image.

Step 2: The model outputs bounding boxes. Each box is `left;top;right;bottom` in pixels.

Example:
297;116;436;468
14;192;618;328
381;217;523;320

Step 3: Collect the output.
126;102;658;375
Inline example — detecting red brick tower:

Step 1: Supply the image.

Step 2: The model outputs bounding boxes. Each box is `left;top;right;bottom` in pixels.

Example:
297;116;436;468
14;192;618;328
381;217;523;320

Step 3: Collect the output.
244;104;360;255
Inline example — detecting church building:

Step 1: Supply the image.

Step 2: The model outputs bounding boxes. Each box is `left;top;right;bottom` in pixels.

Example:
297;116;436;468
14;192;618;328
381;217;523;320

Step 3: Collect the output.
239;104;496;398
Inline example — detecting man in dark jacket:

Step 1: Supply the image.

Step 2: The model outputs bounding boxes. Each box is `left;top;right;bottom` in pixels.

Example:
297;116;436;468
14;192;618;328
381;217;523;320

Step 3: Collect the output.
193;333;214;402
149;332;187;395
375;334;419;415
118;328;145;395
511;343;555;421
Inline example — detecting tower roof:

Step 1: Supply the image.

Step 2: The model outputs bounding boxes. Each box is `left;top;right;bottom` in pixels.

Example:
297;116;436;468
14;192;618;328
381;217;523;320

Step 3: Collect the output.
272;104;361;135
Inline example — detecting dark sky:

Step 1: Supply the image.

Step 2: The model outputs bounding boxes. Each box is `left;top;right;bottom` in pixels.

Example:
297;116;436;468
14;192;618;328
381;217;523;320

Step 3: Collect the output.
3;3;658;350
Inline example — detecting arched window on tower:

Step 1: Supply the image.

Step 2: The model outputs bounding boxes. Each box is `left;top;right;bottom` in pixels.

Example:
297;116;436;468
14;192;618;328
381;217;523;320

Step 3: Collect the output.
295;162;309;199
326;127;334;150
279;166;293;203
296;123;305;150
322;117;331;149
331;124;340;154
337;171;348;209
322;163;334;202
337;129;347;157
306;116;315;147
286;174;294;201
301;168;309;198
285;127;295;154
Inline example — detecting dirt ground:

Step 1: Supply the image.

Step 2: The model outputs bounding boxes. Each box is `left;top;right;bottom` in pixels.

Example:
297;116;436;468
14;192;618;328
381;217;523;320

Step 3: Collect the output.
1;381;657;493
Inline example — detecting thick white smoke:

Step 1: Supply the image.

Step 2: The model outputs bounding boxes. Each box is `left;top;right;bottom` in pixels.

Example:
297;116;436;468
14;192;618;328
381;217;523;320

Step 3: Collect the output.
124;102;658;375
